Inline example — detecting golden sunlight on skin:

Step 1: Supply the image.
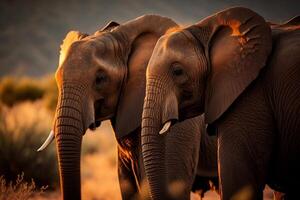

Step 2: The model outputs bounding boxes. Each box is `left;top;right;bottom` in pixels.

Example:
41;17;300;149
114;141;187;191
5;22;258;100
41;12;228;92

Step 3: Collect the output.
227;20;242;37
283;25;300;30
221;18;248;45
165;27;182;35
59;31;84;66
55;32;83;87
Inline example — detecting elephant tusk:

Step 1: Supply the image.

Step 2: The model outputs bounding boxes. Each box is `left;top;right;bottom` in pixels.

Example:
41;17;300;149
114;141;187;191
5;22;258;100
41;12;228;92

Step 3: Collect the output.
37;130;55;152
159;121;172;135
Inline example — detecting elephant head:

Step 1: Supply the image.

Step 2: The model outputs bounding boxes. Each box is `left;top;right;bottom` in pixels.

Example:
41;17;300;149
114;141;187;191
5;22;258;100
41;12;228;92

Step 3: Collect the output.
38;15;177;199
141;7;272;198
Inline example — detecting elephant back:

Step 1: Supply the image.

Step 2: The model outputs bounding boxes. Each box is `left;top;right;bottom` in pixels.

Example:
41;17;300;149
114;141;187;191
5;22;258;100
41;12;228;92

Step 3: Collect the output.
264;23;300;192
271;15;300;35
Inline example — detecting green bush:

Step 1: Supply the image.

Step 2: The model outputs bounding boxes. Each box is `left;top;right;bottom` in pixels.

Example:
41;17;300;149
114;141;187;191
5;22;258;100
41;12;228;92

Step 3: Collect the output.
0;102;58;189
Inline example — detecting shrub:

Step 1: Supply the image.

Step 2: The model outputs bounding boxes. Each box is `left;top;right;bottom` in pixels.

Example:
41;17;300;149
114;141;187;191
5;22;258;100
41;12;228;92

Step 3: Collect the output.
0;77;45;106
0;173;46;200
0;76;58;111
0;102;58;189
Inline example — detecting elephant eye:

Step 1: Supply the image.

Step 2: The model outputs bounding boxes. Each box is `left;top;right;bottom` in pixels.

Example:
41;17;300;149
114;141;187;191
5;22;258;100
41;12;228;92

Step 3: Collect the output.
171;63;184;76
95;72;107;88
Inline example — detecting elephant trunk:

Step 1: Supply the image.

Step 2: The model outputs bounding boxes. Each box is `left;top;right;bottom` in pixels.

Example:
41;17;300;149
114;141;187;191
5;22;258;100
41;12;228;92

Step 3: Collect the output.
54;84;87;200
142;77;198;200
141;78;168;199
141;78;178;199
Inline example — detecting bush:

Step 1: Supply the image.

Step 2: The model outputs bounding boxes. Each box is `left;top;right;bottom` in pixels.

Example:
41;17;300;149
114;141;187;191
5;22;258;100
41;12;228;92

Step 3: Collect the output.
0;77;45;106
0;76;58;111
0;173;46;200
0;102;58;189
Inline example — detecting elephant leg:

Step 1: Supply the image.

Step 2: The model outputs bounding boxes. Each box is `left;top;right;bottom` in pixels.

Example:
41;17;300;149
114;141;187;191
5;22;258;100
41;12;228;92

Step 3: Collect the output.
118;146;139;200
192;176;219;198
217;129;271;200
218;136;264;200
193;127;219;198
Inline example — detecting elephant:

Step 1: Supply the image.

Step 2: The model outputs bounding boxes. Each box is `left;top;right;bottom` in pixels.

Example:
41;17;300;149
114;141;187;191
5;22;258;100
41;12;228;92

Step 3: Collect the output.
37;15;218;200
192;133;219;198
141;6;300;200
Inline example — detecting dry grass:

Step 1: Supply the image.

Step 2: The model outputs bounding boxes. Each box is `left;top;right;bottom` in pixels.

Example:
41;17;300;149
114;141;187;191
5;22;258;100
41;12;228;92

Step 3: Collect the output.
0;173;46;200
0;101;58;188
0;97;123;199
80;122;121;200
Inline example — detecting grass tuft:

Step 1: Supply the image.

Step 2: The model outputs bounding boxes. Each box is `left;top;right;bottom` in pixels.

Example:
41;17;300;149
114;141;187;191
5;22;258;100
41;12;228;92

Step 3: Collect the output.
0;173;47;200
0;102;58;189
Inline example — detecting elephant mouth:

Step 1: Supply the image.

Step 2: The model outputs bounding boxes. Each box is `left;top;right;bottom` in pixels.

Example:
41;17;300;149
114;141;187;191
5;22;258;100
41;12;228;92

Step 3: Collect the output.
88;120;102;131
93;98;114;130
178;103;203;122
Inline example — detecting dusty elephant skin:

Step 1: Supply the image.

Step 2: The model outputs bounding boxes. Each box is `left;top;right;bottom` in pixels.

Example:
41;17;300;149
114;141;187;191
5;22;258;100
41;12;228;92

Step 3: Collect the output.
142;6;300;200
38;15;218;199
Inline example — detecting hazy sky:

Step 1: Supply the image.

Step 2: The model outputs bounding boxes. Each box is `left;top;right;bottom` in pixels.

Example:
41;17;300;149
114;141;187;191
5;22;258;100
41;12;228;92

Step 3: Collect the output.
0;0;299;77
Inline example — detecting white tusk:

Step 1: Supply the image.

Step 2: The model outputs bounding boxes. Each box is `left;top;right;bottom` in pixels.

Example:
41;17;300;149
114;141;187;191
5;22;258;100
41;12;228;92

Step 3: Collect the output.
159;121;172;135
37;130;55;152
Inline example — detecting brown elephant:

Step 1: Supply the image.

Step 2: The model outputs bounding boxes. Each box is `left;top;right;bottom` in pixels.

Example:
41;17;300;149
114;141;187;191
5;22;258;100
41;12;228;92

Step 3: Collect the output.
38;15;218;199
141;7;300;200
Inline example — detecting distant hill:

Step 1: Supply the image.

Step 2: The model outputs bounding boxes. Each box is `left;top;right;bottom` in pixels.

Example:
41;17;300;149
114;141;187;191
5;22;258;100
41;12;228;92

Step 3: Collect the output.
0;0;299;77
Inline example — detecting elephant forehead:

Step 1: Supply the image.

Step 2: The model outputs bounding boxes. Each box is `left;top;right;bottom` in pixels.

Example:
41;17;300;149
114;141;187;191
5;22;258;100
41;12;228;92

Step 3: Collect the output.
88;36;124;69
63;38;120;70
63;44;94;68
160;31;183;48
154;31;197;61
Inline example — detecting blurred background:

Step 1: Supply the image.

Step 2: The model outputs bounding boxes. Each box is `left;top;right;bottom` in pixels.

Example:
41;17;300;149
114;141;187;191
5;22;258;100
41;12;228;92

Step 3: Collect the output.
0;0;298;199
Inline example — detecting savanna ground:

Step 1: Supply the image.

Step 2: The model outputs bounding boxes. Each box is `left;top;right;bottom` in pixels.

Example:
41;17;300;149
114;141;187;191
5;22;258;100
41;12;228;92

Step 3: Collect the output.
0;76;274;200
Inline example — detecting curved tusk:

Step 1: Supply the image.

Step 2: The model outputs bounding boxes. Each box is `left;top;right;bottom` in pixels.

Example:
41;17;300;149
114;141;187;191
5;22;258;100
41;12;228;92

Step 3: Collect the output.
37;130;55;152
159;121;172;135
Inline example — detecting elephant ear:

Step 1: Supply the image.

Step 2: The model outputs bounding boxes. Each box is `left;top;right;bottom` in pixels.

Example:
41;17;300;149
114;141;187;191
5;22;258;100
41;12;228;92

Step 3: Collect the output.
100;21;120;31
112;15;178;139
188;7;272;124
59;31;88;66
271;15;300;29
278;15;300;27
94;21;120;35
